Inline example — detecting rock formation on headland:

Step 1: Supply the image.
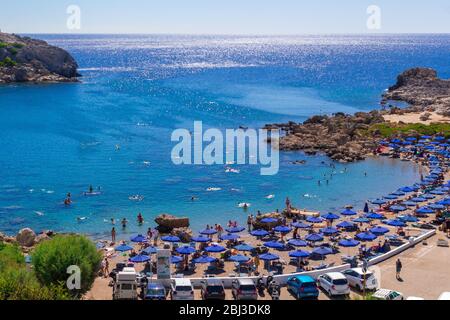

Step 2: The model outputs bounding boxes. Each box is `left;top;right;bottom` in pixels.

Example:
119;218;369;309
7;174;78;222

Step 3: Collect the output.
265;67;450;162
0;32;79;83
382;68;450;115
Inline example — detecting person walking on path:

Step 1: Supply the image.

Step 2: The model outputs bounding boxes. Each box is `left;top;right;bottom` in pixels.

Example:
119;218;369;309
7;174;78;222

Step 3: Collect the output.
396;258;403;280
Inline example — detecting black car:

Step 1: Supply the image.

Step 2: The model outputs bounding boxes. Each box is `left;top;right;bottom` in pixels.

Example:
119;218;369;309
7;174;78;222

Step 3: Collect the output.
200;279;226;300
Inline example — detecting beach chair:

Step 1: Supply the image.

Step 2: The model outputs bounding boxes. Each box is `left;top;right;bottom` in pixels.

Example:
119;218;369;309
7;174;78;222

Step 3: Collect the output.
437;239;449;247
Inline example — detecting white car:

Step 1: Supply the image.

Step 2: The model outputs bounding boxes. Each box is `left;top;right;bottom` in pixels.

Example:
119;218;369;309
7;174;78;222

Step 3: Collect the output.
438;292;450;300
170;278;195;300
342;268;378;291
372;289;404;300
317;272;350;297
406;296;425;300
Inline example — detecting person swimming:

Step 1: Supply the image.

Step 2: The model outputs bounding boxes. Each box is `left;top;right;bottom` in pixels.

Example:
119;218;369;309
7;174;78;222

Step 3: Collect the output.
137;213;144;225
89;185;93;193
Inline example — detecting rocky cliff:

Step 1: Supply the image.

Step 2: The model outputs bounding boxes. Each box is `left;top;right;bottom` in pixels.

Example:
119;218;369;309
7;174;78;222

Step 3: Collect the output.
0;32;79;83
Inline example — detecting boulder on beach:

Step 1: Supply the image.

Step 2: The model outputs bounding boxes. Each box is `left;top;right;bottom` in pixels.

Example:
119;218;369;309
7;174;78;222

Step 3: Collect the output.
155;214;190;229
253;212;283;230
16;228;36;247
171;227;193;243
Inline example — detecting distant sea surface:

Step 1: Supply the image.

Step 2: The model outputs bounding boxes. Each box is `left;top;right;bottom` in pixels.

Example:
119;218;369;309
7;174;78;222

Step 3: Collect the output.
1;34;449;239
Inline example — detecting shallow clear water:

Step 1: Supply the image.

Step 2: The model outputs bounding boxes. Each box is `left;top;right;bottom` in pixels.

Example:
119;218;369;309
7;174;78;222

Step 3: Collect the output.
1;34;449;239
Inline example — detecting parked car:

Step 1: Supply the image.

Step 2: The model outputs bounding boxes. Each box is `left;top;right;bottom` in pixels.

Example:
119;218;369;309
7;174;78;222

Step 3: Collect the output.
231;279;258;300
317;272;350;297
170;278;194;300
112;267;138;300
343;268;378;291
372;289;404;300
286;275;319;299
144;282;167;300
200;279;226;300
406;296;425;300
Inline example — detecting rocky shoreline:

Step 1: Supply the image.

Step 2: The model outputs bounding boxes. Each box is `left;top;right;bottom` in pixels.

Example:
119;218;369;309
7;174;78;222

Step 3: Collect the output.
265;68;450;162
0;32;79;83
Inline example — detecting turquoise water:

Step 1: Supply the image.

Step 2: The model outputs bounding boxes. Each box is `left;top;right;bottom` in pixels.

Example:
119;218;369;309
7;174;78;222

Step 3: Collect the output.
1;34;449;239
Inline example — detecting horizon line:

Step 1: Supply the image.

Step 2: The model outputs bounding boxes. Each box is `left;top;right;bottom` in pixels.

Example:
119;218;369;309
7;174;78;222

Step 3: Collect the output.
14;32;450;36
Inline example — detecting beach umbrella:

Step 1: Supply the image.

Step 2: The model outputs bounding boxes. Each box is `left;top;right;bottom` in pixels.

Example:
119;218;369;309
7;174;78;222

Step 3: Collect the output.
392;191;406;196
356;232;377;241
228;255;250;263
371;199;387;205
200;229;217;235
225;226;245;233
391;139;402;144
205;244;226;253
406;137;417;141
384;219;407;227
176;246;196;255
289;250;311;258
306;216;324;223
402;201;417;207
322;212;340;220
273;225;292;233
220;233;240;241
336;221;355;229
435;136;445;141
141;246;157;255
292;222;312;229
416;207;435;214
320;227;339;235
259;253;280;261
369;226;389;235
421;135;432;139
234;243;255;252
287;239;308;247
341;209;357;216
130;234;147;243
191;235;211;243
171;256;183;264
250;229;269;237
353;217;370;224
129;254;150;263
429;203;445;210
115;244;133;252
399;215;419;223
261;217;278;224
366;212;384;220
161;235;181;243
263;241;285;250
338;239;360;247
400;186;415;193
193;256;217;264
384;195;398;200
305;233;324;242
312;247;333;256
437;199;450;206
389;205;407;212
411;197;427;203
430;190;445;195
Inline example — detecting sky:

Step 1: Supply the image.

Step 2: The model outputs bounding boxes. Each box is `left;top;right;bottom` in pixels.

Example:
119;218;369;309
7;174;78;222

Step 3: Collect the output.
1;0;449;34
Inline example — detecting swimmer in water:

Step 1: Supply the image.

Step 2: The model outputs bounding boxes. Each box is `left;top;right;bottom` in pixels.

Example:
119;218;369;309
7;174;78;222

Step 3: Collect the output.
89;185;94;193
137;213;144;225
111;218;115;225
121;218;128;229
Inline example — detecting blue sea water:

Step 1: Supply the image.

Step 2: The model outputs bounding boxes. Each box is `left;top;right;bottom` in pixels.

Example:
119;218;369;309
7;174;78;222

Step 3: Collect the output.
1;34;449;240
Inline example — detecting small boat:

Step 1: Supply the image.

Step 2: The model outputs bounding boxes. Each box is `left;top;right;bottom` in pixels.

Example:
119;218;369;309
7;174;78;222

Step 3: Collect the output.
238;203;251;209
206;187;222;192
265;194;275;200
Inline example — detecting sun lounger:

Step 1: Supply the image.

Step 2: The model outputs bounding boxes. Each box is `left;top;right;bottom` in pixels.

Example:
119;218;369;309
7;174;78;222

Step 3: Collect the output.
437;239;449;247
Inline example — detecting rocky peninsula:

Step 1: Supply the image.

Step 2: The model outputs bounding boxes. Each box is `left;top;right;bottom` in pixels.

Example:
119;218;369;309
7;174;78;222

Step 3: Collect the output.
0;32;79;83
265;68;450;163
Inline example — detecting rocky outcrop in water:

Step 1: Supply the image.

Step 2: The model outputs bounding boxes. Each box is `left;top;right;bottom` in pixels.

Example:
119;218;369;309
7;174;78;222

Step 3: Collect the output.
155;214;190;234
382;68;450;115
265;111;384;162
0;32;79;83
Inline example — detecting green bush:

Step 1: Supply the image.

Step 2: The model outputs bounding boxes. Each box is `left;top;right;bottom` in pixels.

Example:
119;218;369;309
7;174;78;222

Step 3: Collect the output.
0;42;8;49
369;122;450;138
0;57;17;67
32;235;101;294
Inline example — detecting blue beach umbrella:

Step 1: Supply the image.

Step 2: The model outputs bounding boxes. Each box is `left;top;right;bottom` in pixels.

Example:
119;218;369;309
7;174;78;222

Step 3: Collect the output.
403;201;417;207
369;226;389;235
390;205;407;212
437;199;450;206
411;197;429;203
161;235;181;243
289;250;311;258
194;256;217;264
130;234;147;243
305;233;324;242
263;241;285;250
341;209;357;216
307;216;325;223
322;212;340;220
356;232;377;241
392;191;406;196
399;215;419;223
292;222;312;229
220;233;240;241
141;246;157;255
191;235;211;243
115;244;133;252
384;195;398;200
176;246;196;255
416;207;435;214
171;256;183;264
312;247;333;256
200;229;217;235
371;199;387;205
320;227;339;235
430;190;445;195
234;243;255;252
366;212;384;220
336;221;355;229
259;253;280;261
273;225;292;233
225;226;245;233
261;218;278;224
400;186;415;193
353;217;370;224
129;254;150;263
338;239;360;247
384;219;407;227
228;255;250;263
205;244;226;253
288;239;308;247
429;203;445;210
250;229;269;237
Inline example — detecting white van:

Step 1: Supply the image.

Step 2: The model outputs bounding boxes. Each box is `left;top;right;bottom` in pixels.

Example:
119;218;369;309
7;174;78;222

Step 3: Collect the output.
438;292;450;300
113;267;138;300
170;278;194;300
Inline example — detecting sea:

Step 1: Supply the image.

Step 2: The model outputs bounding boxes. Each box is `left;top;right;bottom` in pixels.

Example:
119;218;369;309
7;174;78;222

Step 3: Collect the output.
1;34;449;240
